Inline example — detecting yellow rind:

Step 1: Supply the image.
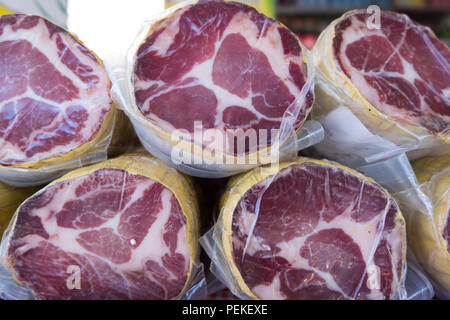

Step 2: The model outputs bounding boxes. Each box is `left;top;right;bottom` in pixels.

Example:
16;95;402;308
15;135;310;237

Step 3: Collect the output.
312;10;449;152
218;157;407;299
0;14;116;170
130;0;314;165
0;5;13;15
408;156;450;291
6;154;200;299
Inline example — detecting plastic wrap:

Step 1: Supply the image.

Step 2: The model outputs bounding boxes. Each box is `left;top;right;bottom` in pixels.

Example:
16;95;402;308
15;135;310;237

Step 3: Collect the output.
393;156;449;299
201;157;407;300
404;250;435;300
355;153;448;299
0;154;205;300
0;14;117;187
105;0;324;179
311;9;449;168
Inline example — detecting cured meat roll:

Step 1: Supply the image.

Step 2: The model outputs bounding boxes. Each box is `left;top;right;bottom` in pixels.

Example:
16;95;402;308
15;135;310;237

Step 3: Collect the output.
130;0;314;166
214;158;406;300
312;10;449;163
2;155;199;300
0;15;114;185
406;156;450;295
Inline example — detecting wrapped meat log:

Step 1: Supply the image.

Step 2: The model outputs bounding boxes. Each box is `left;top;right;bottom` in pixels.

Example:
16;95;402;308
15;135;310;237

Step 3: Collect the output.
0;154;202;300
0;14;115;186
312;10;449;166
204;157;407;300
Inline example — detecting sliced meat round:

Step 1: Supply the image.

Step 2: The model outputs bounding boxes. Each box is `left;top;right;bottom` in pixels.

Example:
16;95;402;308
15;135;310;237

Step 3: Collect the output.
331;10;449;136
133;0;313;156
0;15;113;167
218;158;406;300
4;155;199;300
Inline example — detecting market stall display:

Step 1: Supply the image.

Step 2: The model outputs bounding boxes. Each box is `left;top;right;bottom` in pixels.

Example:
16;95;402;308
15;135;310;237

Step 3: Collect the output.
0;1;447;302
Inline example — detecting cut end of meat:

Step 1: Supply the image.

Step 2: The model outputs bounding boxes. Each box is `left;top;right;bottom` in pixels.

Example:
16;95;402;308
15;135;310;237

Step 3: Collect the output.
332;10;450;136
133;0;313;156
0;14;112;166
229;160;406;300
5;167;191;300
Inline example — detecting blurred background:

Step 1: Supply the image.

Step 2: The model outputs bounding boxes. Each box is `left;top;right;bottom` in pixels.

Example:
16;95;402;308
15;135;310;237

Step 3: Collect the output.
0;0;448;55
